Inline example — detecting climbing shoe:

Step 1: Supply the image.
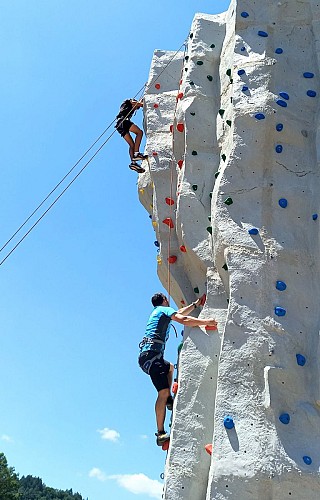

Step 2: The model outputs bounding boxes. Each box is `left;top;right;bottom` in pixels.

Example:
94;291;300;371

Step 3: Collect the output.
155;430;170;446
129;162;145;173
166;395;174;411
133;152;148;160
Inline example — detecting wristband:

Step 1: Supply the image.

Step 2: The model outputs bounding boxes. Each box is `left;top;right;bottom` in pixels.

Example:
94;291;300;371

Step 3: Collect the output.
192;302;197;309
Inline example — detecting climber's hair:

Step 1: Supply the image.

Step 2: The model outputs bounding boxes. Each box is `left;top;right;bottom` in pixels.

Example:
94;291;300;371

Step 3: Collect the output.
151;293;167;307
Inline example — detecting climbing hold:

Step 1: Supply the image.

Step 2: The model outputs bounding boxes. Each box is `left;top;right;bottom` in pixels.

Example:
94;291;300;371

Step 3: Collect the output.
207;227;212;234
221;154;227;162
180;245;187;252
207;75;213;81
165;197;175;206
210;44;215;48
190;81;195;86
209;192;213;199
163;218;174;228
214;171;220;178
170;125;173;133
303;456;312;465
255;113;265;120
152;151;158;157
240;47;246;52
307;90;317;97
190;33;193;39
275;307;286;317
139;188;144;194
205;444;213;455
248;228;259;235
279;413;290;425
222;263;228;271
279;92;289;100
192;185;198;191
241;11;249;18
303;72;314;78
226;120;232;127
276;123;284;132
276;281;287;291
155;83;161;89
224;197;233;205
278;198;288;208
177;92;184;100
258;31;268;37
180;300;185;305
226;69;232;77
167;255;177;264
156;255;162;264
172;382;178;394
190;112;195;116
200;294;206;306
153;103;159;108
192;151;198;156
197;61;204;66
152;221;158;227
312;214;318;220
242;85;249;92
178;160;184;168
296;354;306;366
219;109;225;117
238;69;245;76
276;145;283;153
162;440;170;451
208;216;211;222
154;241;160;248
224;416;234;429
177;123;184;132
276;99;288;108
275;48;283;54
194;287;199;294
206;325;217;331
177;341;184;353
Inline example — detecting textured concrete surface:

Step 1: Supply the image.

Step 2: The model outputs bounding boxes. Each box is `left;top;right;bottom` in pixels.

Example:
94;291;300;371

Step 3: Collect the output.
138;1;320;498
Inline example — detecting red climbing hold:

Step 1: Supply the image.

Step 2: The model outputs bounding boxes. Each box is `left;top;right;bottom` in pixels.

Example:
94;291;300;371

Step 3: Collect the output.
179;79;182;85
177;123;184;133
162;439;170;451
154;103;159;108
165;197;175;206
205;325;217;331
170;124;174;133
178;160;183;169
172;382;178;394
181;300;185;305
168;255;177;264
205;444;213;455
163;218;174;228
152;151;158;156
180;245;187;252
177;92;184;100
155;83;161;89
200;294;206;306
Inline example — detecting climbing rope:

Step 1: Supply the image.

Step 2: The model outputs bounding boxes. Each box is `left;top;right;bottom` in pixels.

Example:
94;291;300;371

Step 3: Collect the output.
0;39;187;267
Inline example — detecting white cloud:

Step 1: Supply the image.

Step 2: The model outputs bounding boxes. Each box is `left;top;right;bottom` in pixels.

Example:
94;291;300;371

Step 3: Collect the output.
97;427;120;442
1;434;13;442
109;473;163;499
89;468;107;482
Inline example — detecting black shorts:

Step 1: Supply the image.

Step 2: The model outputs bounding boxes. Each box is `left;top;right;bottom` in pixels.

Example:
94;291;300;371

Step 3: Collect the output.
115;119;133;137
138;351;170;392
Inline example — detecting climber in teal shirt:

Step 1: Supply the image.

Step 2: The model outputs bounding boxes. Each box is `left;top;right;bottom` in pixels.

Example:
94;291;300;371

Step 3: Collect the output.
138;292;218;446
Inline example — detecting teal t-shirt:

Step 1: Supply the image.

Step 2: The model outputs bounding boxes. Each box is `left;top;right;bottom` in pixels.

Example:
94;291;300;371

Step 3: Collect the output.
140;305;176;354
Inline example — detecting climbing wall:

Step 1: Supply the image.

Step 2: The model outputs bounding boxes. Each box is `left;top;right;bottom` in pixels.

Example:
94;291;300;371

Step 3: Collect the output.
139;1;320;499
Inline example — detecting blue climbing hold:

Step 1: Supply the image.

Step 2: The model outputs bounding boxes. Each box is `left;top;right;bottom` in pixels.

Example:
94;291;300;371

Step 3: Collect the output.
238;69;245;76
307;90;317;97
276;123;284;132
224;416;234;429
276;281;287;291
255;113;265;120
312;213;318;220
242;85;249;92
258;31;268;37
279;92;289;100
154;240;160;247
276;99;288;108
296;354;306;366
240;47;246;52
275;48;283;54
279;413;290;425
275;307;286;317
303;456;312;465
303;72;314;78
248;228;259;235
276;145;283;153
278;198;288;208
241;11;249;18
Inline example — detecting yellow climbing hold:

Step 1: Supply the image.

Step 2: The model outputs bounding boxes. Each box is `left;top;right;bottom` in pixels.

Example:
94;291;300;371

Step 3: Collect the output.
157;255;162;264
152;221;158;227
139;188;145;194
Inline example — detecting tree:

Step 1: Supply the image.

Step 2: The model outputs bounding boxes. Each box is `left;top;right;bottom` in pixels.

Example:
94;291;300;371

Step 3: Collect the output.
0;452;20;499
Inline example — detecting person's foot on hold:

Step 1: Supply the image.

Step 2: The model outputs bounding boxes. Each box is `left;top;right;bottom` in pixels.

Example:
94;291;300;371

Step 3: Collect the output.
133;152;148;160
166;395;174;411
129;162;145;173
155;430;170;446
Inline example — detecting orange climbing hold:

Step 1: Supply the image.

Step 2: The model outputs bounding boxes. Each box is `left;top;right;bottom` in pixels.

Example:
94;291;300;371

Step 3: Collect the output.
177;92;184;100
162;439;170;451
180;245;187;252
165;197;175;206
205;325;217;331
155;83;161;89
205;444;213;455
172;382;178;394
168;255;177;264
163;218;174;228
177;123;184;133
178;160;183;169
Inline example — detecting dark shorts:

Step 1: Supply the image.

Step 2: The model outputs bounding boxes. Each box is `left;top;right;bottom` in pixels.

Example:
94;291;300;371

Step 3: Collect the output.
115;119;133;137
138;351;170;392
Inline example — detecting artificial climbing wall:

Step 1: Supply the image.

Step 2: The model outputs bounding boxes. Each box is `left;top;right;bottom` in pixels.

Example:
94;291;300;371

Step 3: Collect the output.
139;1;320;499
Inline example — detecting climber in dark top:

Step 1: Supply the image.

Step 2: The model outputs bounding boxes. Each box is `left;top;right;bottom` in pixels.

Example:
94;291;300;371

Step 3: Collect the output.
115;98;147;173
138;292;218;446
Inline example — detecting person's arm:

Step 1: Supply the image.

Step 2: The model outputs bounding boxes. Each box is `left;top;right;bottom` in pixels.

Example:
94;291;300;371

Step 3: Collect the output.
131;99;143;109
176;294;204;316
171;313;217;329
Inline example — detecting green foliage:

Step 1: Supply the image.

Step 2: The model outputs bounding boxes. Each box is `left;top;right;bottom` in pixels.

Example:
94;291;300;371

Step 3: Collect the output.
0;452;20;499
19;475;85;500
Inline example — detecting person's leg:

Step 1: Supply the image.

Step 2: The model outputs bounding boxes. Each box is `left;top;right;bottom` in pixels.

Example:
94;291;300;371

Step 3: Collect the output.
123;133;135;160
167;363;174;389
129;124;143;154
149;357;171;435
155;387;170;432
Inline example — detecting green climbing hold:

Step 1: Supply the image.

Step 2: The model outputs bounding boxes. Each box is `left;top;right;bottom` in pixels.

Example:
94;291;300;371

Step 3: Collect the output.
210;44;215;48
192;184;198;191
197;61;204;65
214;171;220;178
224;197;233;205
207;75;213;81
194;287;199;294
190;81;195;85
209;192;212;199
221;154;227;162
222;263;228;271
185;55;189;61
229;78;233;84
178;342;184;353
208;216;211;222
219;109;225;117
192;151;198;156
207;227;212;234
190;33;193;39
226;69;232;77
190;112;195;116
226;120;232;127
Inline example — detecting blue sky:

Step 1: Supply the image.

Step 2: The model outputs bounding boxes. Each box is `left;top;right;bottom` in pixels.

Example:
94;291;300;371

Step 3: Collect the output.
0;1;229;499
